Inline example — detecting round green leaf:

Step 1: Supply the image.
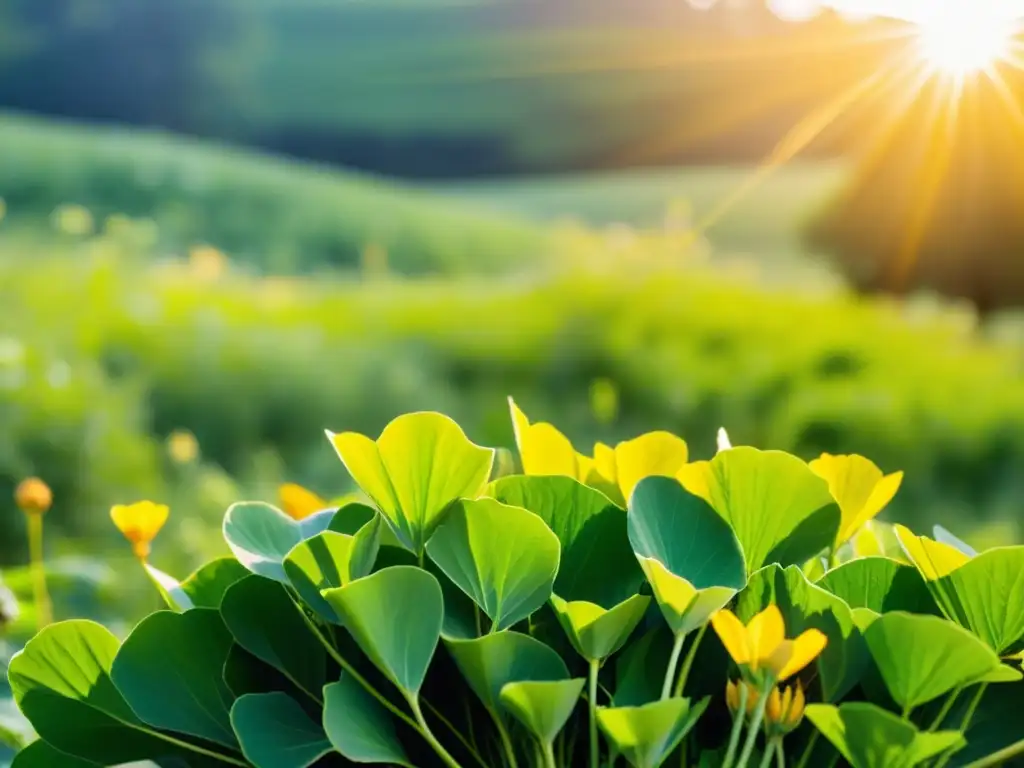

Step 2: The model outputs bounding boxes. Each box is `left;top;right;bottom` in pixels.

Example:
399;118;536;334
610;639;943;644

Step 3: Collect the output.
864;612;1004;711
934;546;1024;654
221;575;327;703
806;702;964;768
11;740;98;768
596;696;710;768
679;448;840;572
285;518;382;622
628;476;746;590
111;609;238;748
446;631;568;713
550;593;650;662
323;676;413;766
817;558;939;616
180;558;251;609
489;475;643;607
499;679;585;744
328;412;495;554
7;620;225;766
231;693;332;768
323;566;443;696
425;498;560;632
328;502;378;535
737;564;867;702
224;502;337;583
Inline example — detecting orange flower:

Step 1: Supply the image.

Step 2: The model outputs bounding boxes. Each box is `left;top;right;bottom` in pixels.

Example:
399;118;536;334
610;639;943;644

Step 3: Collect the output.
111;501;169;560
15;478;52;516
711;605;827;683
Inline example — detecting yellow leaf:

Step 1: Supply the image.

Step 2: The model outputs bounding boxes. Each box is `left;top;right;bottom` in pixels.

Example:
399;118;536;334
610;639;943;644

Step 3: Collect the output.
677;460;713;503
507;397;581;478
613;432;689;504
278;483;327;521
894;524;971;581
810;454;903;546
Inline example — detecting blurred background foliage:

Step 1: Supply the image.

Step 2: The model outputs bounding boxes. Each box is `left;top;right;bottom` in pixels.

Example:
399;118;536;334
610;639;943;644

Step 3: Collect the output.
3;0;1024;695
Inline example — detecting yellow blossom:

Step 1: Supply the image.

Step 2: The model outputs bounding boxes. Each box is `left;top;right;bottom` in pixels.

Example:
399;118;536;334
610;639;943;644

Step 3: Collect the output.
711;605;827;683
111;501;169;560
15;478;52;516
809;453;903;547
167;430;199;464
279;483;328;521
765;682;806;734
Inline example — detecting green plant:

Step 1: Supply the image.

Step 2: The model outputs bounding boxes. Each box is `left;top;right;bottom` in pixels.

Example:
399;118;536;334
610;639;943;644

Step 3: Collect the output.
8;405;1024;767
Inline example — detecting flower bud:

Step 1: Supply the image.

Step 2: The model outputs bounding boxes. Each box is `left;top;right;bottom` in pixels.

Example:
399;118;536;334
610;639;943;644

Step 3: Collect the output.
15;478;52;516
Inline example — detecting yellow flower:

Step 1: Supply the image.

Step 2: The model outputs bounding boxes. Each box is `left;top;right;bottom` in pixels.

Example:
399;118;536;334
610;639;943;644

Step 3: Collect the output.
15;478;52;516
111;501;169;560
894;524;970;581
711;605;827;683
279;483;328;521
725;680;760;717
765;683;806;734
167;430;199;464
809;454;903;547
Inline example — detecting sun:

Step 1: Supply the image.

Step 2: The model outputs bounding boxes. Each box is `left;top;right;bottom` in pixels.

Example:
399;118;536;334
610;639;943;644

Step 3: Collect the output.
915;4;1015;76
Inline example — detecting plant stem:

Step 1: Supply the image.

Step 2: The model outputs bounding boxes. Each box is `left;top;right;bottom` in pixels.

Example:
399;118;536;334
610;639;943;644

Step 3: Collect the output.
674;623;709;698
935;682;988;768
735;681;772;768
774;739;786;768
27;514;51;628
410;694;465;768
542;740;558;768
962;736;1024;768
928;687;962;732
757;738;779;768
589;658;601;768
722;683;749;768
423;699;490;768
793;731;818;768
490;710;519;768
661;631;687;701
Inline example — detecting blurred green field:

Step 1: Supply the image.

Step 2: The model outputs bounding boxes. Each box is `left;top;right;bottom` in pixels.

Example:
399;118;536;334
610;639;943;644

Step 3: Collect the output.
2;219;1022;576
0;112;545;275
436;162;847;253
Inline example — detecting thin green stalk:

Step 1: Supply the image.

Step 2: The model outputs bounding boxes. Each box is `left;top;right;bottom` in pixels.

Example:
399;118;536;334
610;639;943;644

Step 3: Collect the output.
928;687;962;732
722;684;749;768
423;699;490;768
474;605;483;637
674;623;709;698
410;694;465;768
757;738;780;768
774;739;786;768
124;719;247;766
661;632;687;701
27;514;51;629
962;736;1024;768
735;681;773;768
793;731;818;768
542;740;558;768
589;658;601;768
490;709;519;768
935;682;988;768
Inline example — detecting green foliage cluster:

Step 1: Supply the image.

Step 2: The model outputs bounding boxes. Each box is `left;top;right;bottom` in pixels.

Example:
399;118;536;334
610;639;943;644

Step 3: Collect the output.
5;227;1024;559
0;113;544;274
8;410;1024;767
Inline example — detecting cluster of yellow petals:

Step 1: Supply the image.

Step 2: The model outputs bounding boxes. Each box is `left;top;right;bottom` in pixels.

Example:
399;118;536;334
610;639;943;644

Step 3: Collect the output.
15;478;52;516
725;679;806;733
508;397;689;505
711;605;827;683
110;501;169;560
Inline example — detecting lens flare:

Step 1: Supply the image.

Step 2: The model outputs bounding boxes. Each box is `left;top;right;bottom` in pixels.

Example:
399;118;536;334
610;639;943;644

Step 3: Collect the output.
915;5;1013;76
